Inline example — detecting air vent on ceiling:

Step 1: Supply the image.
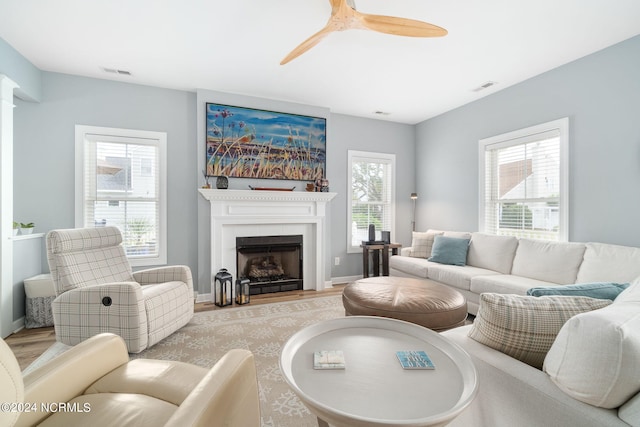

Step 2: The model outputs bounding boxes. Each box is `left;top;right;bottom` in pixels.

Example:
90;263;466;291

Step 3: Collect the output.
103;67;132;76
473;81;497;92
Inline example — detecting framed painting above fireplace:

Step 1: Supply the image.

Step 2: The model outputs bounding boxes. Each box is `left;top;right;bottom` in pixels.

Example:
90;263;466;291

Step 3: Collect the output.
205;103;327;181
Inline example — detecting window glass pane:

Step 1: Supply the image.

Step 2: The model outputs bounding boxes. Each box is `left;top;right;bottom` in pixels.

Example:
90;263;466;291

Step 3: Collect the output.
90;200;158;257
348;151;394;250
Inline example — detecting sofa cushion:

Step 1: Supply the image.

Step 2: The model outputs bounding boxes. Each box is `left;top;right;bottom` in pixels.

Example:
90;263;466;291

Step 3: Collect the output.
471;274;558;297
467;233;518;274
389;255;432;278
429;236;470;266
427;264;499;291
544;289;640;408
511;239;586;284
527;282;629;301
468;293;611;369
409;231;443;258
576;242;640;284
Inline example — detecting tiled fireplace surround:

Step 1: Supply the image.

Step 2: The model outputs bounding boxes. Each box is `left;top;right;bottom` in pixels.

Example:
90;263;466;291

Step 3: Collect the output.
198;189;337;300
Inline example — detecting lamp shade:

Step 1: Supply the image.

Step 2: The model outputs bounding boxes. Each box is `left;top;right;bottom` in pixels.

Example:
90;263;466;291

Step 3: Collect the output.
410;193;418;200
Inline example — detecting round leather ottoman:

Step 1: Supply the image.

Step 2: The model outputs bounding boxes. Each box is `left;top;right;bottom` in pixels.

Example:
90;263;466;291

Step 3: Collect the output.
342;277;467;331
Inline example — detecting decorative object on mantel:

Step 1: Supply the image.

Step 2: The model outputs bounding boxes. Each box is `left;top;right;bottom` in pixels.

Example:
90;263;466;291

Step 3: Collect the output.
205;102;326;181
216;175;229;189
201;169;211;188
214;268;233;307
306;182;315;192
248;185;295;191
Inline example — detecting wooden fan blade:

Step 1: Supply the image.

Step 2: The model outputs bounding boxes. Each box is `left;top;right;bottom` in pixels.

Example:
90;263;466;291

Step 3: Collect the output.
329;0;345;9
280;27;333;65
360;14;447;37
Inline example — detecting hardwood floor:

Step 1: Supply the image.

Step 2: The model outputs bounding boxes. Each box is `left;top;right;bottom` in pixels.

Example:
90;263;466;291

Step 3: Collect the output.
5;284;346;371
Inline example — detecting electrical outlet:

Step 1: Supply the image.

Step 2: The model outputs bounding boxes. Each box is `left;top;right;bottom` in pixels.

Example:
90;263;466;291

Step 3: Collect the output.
334;257;340;266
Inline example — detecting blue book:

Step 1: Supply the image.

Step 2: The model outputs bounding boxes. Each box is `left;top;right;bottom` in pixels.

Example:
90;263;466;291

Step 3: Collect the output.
396;350;435;370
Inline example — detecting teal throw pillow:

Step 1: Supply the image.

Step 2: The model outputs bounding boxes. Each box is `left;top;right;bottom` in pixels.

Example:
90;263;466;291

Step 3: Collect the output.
428;236;470;266
526;282;630;301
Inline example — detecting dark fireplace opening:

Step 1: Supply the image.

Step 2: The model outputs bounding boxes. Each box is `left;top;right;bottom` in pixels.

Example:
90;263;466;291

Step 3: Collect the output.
236;235;303;295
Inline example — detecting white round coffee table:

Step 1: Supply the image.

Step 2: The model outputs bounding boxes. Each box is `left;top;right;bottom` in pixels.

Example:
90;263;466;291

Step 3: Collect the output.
280;316;477;427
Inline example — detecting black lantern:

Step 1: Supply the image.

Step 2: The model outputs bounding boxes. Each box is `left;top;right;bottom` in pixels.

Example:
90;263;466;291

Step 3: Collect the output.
236;278;251;305
214;268;233;307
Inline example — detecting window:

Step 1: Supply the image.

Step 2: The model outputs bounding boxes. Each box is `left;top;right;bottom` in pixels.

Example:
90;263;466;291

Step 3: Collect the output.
75;125;167;266
348;151;395;252
479;118;569;241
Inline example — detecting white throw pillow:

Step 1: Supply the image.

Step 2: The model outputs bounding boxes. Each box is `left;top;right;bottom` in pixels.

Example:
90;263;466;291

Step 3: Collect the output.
576;242;640;284
468;293;611;369
543;300;640;408
511;239;586;284
467;233;518;274
409;231;443;258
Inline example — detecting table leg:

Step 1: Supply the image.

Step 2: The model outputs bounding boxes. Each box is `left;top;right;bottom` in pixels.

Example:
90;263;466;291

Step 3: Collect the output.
362;246;370;278
382;245;390;276
372;248;380;276
317;417;330;427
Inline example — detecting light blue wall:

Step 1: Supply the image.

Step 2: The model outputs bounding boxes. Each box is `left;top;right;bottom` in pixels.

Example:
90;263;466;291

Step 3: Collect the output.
12;73;416;291
415;35;640;247
328;114;415;278
0;36;41;101
13;72;198;276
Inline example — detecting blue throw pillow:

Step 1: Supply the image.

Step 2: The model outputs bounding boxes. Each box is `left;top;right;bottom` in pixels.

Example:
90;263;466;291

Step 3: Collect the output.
428;236;470;266
526;282;630;301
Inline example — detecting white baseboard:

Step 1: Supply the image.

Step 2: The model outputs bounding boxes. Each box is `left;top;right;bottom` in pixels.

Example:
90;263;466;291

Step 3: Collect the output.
330;275;361;285
12;317;25;334
195;293;212;303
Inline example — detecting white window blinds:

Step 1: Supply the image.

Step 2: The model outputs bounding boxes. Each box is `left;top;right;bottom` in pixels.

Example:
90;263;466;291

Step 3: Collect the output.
479;118;569;241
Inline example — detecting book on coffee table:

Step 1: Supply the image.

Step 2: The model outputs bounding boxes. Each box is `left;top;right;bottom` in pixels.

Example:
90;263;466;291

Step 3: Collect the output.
313;350;345;369
396;350;435;370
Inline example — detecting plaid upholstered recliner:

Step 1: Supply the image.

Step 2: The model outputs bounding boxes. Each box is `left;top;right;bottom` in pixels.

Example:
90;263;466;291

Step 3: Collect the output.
46;227;194;353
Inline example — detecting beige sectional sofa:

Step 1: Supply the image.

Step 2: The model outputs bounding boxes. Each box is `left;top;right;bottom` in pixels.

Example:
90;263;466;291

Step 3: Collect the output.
391;230;640;426
389;230;640;315
443;279;640;427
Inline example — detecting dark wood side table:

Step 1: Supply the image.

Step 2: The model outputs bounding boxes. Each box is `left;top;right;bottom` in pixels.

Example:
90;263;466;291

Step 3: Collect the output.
360;243;402;278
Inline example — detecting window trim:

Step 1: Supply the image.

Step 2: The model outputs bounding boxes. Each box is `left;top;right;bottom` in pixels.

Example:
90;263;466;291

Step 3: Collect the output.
75;125;167;266
347;150;396;253
478;117;569;241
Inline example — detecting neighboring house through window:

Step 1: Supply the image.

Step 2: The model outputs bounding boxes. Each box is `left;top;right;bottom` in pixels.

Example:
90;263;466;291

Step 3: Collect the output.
348;150;396;252
479;118;569;241
75;125;167;266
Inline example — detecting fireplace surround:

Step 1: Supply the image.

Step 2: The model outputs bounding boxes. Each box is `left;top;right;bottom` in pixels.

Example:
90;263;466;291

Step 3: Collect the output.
198;189;336;300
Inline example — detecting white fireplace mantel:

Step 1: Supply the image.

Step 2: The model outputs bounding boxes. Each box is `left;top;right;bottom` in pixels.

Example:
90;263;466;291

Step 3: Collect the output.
198;189;337;296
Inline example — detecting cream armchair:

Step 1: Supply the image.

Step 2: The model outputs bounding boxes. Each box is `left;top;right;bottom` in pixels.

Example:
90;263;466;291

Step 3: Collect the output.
0;333;260;427
46;227;194;353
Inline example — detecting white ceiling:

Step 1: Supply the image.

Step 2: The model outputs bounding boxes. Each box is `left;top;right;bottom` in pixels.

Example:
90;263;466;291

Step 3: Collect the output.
1;0;640;124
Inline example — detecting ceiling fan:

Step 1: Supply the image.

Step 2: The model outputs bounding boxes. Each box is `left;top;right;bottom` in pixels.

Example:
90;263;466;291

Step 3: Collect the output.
280;0;447;65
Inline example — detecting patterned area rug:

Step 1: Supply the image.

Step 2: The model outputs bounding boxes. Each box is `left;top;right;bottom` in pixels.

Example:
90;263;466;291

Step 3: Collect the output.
28;295;345;427
135;295;345;426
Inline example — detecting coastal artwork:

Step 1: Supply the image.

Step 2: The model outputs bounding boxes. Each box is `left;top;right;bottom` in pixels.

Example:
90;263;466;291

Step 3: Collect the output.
205;103;327;181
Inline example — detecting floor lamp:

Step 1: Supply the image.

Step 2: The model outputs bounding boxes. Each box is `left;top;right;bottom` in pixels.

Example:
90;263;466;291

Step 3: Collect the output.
410;193;418;231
